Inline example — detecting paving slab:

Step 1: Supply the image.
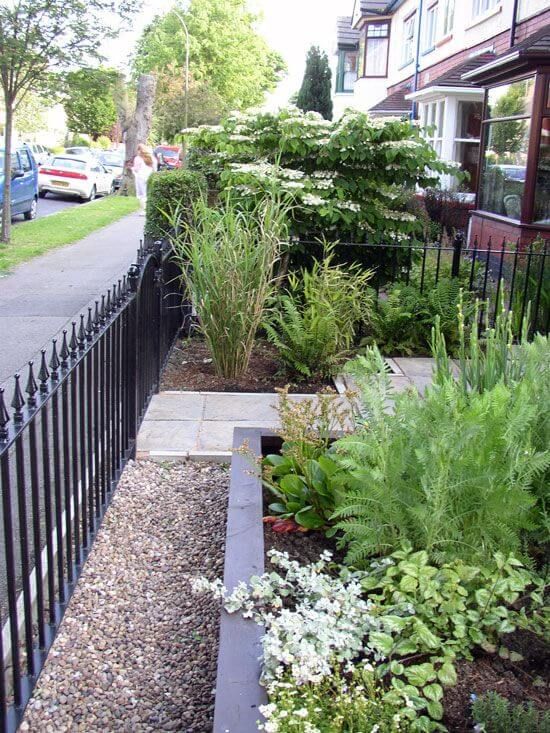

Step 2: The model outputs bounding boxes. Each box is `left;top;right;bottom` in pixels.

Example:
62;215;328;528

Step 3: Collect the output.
145;392;206;421
137;420;201;454
393;357;436;379
203;392;279;421
197;420;279;453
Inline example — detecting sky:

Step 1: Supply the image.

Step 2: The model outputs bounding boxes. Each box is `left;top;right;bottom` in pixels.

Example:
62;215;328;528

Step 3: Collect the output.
107;0;351;108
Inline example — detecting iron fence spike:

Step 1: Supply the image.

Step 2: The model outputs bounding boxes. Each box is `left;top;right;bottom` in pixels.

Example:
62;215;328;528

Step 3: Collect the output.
49;339;60;381
11;374;25;421
0;388;9;440
38;349;50;392
78;314;86;350
26;361;38;406
69;322;78;358
60;330;70;369
106;290;112;316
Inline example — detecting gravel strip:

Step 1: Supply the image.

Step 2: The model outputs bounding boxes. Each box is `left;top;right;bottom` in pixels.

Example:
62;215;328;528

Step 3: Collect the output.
22;460;229;733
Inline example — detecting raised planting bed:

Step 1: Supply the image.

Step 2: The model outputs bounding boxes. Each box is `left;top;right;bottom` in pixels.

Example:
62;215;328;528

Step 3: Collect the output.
161;337;334;394
216;427;550;733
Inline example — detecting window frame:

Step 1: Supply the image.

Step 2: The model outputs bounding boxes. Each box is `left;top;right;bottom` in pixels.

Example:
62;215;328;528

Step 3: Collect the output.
335;47;358;93
476;71;550;226
401;12;416;67
441;0;455;37
363;20;391;78
420;99;446;156
423;2;439;53
472;0;500;19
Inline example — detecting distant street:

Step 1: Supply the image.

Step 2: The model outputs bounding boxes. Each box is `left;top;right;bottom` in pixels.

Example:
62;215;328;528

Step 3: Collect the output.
12;192;80;223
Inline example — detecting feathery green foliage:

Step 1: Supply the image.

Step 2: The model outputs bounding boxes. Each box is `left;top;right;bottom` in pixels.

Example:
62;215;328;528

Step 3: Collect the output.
168;195;289;379
264;250;374;377
472;692;550;733
368;278;469;356
332;345;549;567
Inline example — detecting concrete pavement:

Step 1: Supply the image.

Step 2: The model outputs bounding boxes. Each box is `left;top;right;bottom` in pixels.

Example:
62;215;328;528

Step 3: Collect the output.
0;211;144;385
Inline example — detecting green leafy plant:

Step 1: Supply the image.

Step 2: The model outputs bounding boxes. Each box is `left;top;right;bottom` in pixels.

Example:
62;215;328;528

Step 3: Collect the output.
146;168;206;238
183;107;458;247
362;547;541;727
368;278;468;356
332;346;548;566
263;389;351;529
265;250;374;377
169;195;289;379
472;691;550;733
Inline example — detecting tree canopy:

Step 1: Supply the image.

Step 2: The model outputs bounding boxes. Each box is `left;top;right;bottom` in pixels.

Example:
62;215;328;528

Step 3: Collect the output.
133;0;286;112
296;46;333;121
0;0;140;241
63;68;118;140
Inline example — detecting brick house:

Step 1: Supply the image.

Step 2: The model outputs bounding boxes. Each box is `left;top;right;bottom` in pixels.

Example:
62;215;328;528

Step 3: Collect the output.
333;0;550;243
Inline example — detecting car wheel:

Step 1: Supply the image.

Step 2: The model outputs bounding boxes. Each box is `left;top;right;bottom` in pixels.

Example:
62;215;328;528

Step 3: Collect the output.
81;185;97;203
24;198;38;221
39;190;47;199
109;181;116;195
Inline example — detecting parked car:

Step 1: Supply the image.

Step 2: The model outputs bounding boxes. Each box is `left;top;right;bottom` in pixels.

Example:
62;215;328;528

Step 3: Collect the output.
0;144;39;220
64;146;98;159
154;145;182;170
98;150;124;190
24;143;51;166
38;155;115;202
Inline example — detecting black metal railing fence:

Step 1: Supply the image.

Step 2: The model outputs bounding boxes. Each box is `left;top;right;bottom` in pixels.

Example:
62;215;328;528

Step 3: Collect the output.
297;233;549;336
0;238;184;731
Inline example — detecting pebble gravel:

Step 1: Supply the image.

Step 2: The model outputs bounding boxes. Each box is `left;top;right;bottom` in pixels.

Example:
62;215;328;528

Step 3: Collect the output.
22;460;229;733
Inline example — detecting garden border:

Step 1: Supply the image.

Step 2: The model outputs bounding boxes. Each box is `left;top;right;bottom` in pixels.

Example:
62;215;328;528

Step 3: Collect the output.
214;427;270;733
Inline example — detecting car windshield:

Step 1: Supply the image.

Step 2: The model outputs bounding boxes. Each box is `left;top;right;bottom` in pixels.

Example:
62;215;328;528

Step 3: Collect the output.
100;153;124;166
51;157;87;171
158;148;178;159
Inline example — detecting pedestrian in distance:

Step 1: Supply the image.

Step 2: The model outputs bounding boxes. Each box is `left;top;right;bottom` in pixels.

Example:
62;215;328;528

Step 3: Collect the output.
131;144;156;216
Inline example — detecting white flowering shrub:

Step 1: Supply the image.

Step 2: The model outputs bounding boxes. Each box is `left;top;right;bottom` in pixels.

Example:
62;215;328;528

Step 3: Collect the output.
183;106;458;245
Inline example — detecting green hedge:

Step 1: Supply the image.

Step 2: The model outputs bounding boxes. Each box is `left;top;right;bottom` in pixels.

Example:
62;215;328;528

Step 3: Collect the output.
145;168;206;239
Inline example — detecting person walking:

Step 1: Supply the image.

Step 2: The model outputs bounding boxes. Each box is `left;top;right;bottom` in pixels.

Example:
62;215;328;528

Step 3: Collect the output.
131;144;156;215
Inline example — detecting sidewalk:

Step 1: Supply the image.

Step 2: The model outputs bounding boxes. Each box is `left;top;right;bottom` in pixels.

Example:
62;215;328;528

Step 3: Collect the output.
0;212;144;385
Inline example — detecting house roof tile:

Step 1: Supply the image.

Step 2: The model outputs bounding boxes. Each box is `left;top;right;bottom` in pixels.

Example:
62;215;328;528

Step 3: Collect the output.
337;16;360;47
369;86;413;116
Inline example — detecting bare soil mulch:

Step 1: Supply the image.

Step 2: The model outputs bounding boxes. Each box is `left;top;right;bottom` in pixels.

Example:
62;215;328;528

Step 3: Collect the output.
161;338;333;394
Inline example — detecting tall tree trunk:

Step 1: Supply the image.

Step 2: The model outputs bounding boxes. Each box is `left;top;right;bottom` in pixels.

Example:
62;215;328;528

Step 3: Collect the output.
1;100;14;244
122;74;156;196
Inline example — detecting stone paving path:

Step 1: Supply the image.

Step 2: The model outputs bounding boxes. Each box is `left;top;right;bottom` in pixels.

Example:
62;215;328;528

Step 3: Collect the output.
137;358;440;460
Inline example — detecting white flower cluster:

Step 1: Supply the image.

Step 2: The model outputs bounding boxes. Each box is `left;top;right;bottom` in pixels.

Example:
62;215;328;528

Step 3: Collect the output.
193;551;379;687
279;168;305;180
335;201;361;212
301;193;326;207
228;134;253;142
311;171;337;179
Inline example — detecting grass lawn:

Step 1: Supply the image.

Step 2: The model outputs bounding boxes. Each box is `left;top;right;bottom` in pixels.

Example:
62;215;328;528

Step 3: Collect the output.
0;196;140;273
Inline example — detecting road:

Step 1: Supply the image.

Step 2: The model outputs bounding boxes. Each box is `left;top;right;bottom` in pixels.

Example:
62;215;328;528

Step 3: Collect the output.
0;212;145;386
12;192;80;223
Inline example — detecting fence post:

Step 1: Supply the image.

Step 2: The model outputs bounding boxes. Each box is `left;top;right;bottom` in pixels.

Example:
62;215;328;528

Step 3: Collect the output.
451;232;464;278
126;264;140;458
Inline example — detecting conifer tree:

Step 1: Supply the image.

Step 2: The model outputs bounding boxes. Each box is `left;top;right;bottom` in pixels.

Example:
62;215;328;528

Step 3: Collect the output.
296;46;333;120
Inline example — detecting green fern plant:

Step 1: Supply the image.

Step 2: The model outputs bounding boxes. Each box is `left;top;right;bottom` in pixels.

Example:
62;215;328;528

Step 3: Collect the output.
265;250;374;378
332;347;549;567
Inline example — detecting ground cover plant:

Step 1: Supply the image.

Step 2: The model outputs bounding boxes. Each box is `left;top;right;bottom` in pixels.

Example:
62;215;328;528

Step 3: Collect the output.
472;691;550;733
168;195;289;379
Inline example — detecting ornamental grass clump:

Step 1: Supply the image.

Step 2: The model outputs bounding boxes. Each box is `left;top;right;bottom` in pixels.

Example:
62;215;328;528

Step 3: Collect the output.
169;195;289;379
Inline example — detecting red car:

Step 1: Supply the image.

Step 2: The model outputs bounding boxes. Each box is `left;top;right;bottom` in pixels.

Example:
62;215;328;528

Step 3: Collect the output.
154;145;182;170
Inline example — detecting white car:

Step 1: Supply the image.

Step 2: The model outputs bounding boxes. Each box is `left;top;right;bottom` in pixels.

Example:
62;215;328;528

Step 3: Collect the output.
38;156;116;202
24;143;51;166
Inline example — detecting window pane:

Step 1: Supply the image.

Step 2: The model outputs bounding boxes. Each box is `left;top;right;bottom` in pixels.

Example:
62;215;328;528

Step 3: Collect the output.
365;37;388;76
473;0;499;17
454;141;480;192
486;77;535;119
358;35;365;77
534;117;550;224
424;4;438;50
456;101;482;139
402;14;416;64
443;0;454;34
19;151;32;172
367;23;389;37
478;120;530;219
